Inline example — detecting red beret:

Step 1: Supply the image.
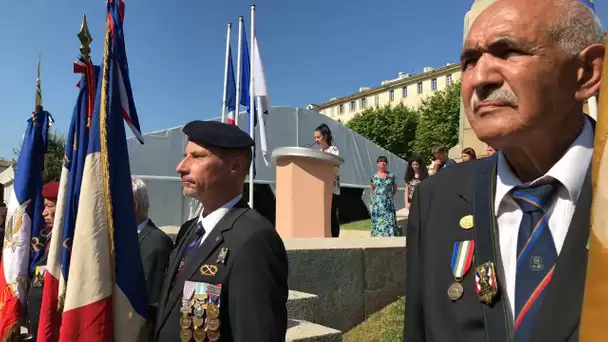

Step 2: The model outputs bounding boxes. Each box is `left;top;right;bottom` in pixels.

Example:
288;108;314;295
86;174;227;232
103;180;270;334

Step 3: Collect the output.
42;182;60;201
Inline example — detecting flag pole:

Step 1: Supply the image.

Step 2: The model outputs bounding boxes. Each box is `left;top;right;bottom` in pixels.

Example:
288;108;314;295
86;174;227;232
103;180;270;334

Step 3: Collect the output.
35;54;43;112
221;23;232;124
248;4;256;207
235;17;244;126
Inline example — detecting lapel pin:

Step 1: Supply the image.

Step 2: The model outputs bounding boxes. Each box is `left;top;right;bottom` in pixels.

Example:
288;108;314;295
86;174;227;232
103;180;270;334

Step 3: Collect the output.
459;215;474;230
217;247;229;264
200;264;218;277
215;236;220;242
475;261;498;305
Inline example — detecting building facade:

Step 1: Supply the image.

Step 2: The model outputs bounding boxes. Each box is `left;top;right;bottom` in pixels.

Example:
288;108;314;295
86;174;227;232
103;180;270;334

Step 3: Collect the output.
309;63;461;123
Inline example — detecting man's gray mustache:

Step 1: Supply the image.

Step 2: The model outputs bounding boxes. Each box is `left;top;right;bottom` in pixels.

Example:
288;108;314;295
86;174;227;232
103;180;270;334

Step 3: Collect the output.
471;88;519;110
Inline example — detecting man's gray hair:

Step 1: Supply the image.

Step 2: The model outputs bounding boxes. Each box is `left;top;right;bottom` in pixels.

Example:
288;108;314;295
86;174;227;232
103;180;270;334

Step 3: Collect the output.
131;177;149;218
550;0;604;56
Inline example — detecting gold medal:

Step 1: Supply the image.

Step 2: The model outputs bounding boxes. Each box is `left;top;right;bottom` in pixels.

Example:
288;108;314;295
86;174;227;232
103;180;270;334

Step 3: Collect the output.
180;329;193;341
459;215;474;229
447;282;464;301
207;303;220;318
192;316;204;328
180;314;192;329
193;327;206;341
206;317;220;331
207;329;220;342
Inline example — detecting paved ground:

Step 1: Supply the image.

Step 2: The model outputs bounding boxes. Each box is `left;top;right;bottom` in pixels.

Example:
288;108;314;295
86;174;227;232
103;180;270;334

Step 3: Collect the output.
340;230;370;238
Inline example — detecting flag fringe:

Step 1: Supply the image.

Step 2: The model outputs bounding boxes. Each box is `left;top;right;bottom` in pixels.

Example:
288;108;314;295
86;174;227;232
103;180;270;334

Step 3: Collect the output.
100;16;116;282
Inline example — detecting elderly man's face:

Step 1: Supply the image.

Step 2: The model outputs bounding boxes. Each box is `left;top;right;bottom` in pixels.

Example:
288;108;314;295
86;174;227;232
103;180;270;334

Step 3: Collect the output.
460;1;579;148
42;199;56;230
176;141;243;201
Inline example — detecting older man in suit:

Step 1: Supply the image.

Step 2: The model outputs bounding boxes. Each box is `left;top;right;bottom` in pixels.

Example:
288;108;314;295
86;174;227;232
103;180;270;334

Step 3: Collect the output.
404;0;604;341
131;176;173;330
155;121;288;342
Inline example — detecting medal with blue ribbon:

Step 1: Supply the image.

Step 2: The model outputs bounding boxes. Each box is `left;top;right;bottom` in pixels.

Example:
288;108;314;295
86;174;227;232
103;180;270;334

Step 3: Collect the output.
448;240;475;301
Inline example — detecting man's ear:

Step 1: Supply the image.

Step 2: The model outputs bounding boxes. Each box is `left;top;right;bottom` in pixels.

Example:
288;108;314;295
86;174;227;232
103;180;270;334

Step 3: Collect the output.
575;44;605;101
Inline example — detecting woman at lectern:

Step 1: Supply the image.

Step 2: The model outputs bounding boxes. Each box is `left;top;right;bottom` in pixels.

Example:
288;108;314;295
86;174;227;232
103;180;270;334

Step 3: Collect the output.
314;123;341;237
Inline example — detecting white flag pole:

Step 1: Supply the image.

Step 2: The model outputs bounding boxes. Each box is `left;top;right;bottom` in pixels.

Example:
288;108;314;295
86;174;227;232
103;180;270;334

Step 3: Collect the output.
235;17;244;126
248;4;256;207
221;23;232;124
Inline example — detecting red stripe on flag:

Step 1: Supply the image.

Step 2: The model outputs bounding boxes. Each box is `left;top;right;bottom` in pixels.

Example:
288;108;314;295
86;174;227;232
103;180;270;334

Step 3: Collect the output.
36;273;61;342
59;296;113;342
0;262;24;339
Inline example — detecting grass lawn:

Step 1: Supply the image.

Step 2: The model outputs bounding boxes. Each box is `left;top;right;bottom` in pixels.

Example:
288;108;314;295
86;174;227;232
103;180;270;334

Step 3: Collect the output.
341;219;371;231
344;297;405;342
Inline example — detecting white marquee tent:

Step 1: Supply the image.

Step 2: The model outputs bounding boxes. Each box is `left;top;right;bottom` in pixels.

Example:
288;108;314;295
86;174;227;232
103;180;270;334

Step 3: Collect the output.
127;107;408;228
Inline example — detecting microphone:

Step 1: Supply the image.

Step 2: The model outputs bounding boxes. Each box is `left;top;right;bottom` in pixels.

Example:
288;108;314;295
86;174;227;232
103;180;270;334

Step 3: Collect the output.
301;141;316;148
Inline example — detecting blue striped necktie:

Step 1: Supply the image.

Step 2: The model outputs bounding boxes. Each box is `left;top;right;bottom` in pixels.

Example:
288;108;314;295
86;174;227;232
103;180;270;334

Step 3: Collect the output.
175;222;205;279
511;182;559;341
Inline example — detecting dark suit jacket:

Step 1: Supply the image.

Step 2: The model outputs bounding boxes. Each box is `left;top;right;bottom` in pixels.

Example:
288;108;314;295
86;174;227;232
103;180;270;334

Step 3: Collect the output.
404;156;591;342
155;199;289;342
139;219;173;321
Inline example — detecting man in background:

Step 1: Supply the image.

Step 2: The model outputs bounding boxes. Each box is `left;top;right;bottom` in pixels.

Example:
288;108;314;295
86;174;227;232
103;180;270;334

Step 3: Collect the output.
431;145;457;174
131;177;173;332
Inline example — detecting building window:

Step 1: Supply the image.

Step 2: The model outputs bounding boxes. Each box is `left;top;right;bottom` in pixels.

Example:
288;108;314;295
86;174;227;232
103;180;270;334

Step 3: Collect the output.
331;107;335;117
431;78;438;91
338;104;344;114
389;89;395;101
446;74;453;86
349;101;356;112
361;97;367;109
417;81;423;94
374;95;379;106
402;86;407;98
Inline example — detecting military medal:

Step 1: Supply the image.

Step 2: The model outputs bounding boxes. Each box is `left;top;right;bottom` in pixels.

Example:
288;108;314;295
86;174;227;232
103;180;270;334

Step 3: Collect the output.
217;247;229;264
193;327;206;341
475;261;498;305
207;302;220;318
448;240;475;301
180;314;192;329
459;215;474;229
180;329;193;342
207;329;221;342
206;317;221;331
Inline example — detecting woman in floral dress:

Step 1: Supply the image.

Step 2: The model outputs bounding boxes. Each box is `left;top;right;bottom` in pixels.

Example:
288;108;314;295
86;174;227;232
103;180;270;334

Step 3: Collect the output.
370;156;398;237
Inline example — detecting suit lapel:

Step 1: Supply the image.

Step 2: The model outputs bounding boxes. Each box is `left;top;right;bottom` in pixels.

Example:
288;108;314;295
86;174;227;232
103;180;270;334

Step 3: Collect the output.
158;200;249;330
157;219;198;322
472;155;514;342
138;220;155;244
531;168;592;341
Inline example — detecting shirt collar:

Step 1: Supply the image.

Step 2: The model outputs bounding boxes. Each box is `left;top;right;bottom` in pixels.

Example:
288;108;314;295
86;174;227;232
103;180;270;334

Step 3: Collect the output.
137;218;150;234
495;117;594;212
197;194;243;232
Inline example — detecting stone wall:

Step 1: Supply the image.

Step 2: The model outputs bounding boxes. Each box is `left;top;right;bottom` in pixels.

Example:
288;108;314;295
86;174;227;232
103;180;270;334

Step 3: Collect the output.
285;237;406;332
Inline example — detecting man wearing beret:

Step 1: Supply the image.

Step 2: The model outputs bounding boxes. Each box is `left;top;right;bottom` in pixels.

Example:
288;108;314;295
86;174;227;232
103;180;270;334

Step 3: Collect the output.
155;121;289;342
25;181;59;340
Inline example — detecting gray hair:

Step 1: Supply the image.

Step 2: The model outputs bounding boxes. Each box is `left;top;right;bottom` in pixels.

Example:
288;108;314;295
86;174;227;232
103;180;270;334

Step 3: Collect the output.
549;0;604;56
131;177;149;218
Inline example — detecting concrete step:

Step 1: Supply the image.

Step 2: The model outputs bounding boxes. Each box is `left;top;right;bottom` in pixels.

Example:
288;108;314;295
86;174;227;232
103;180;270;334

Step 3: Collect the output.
287;290;319;322
286;319;342;342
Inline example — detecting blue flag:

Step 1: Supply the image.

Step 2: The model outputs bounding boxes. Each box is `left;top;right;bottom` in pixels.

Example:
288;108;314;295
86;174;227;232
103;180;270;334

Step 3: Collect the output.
226;47;237;114
24;109;53;277
239;24;257;178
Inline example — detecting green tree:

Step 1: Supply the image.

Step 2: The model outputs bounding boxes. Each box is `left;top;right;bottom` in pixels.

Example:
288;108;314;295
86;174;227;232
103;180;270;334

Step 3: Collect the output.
13;132;66;183
346;103;418;159
411;81;461;162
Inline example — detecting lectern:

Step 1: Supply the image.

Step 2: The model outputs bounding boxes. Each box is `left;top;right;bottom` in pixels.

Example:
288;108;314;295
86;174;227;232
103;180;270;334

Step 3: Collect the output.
271;147;345;238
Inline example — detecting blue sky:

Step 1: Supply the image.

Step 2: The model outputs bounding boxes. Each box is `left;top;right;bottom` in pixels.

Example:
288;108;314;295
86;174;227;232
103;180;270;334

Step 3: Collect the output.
0;0;606;159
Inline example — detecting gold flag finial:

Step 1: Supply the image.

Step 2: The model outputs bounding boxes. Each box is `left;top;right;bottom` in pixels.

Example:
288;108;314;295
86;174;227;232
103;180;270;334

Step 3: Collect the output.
35;54;42;111
78;14;93;60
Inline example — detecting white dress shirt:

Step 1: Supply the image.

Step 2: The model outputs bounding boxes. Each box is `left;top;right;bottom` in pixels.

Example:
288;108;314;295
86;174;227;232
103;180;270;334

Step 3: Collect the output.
494;118;593;317
197;194;243;246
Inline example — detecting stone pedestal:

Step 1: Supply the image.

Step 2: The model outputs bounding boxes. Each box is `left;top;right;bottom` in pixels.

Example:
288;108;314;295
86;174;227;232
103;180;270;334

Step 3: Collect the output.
271;147;344;239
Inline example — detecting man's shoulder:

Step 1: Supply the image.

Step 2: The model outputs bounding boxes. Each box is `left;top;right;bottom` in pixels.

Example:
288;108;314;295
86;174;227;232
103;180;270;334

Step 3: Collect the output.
226;208;283;251
420;158;488;195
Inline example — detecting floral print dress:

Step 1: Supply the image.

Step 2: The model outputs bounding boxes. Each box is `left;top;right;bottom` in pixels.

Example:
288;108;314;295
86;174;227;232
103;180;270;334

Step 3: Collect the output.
370;172;398;237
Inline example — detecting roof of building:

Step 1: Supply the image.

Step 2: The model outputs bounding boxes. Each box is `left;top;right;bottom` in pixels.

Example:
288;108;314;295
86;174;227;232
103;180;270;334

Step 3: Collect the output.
309;62;461;109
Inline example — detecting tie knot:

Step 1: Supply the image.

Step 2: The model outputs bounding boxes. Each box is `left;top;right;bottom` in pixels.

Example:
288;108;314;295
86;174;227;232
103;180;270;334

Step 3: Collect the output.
194;222;205;236
511;182;558;213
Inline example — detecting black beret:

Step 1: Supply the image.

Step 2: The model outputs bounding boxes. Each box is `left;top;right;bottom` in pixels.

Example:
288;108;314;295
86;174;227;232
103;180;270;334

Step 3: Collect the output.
183;120;254;149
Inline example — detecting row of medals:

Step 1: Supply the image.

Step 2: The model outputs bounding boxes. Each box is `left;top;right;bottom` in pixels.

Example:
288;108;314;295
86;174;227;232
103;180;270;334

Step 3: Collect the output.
180;295;220;341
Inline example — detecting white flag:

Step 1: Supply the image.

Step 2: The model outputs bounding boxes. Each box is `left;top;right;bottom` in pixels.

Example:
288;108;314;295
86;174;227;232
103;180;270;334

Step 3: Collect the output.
252;35;270;166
